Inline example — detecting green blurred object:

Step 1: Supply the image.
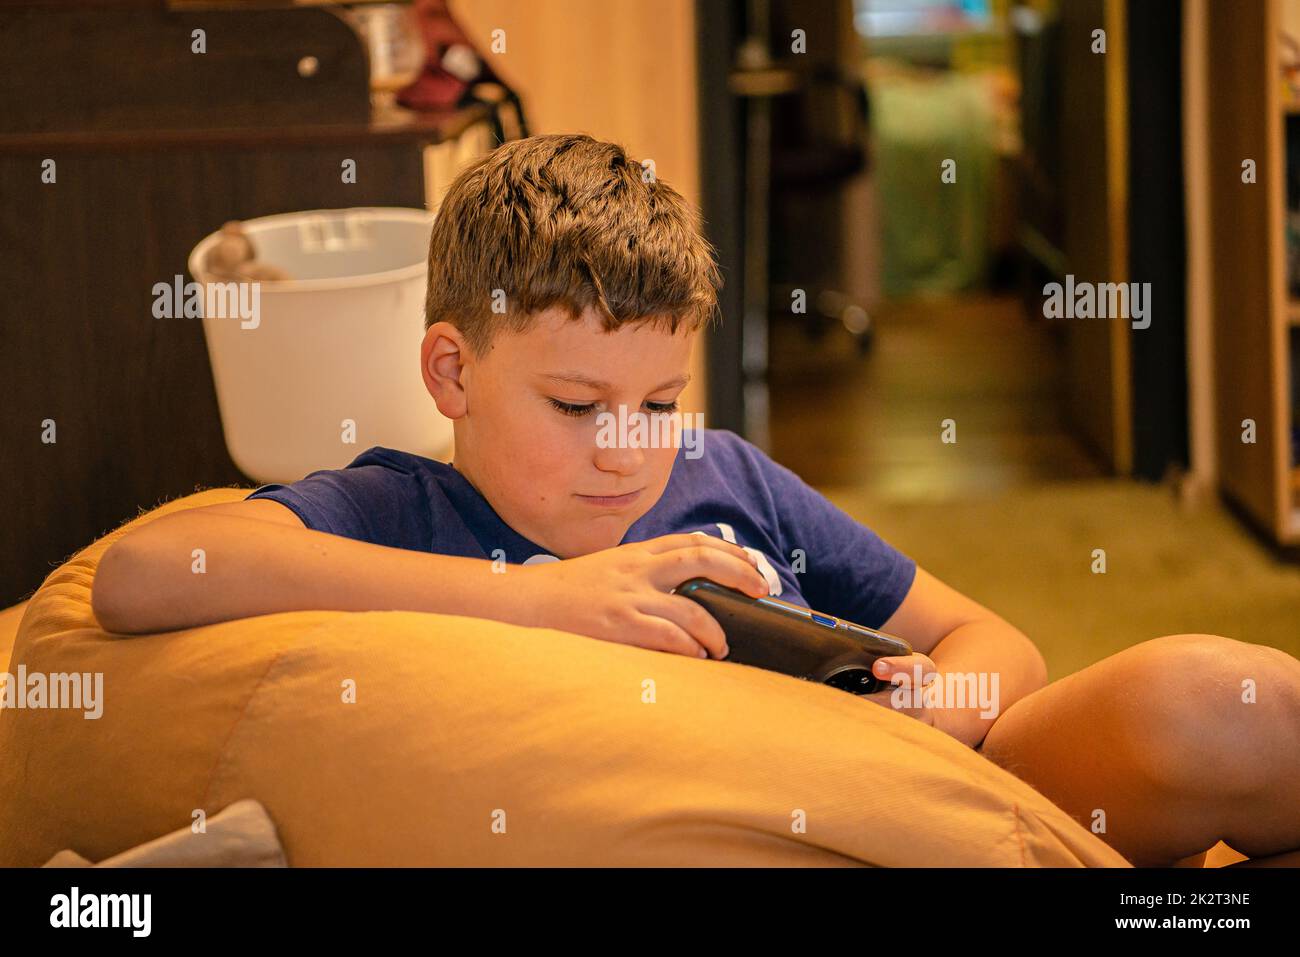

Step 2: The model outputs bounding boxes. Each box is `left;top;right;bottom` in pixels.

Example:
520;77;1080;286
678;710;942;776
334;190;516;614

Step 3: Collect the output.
871;69;997;297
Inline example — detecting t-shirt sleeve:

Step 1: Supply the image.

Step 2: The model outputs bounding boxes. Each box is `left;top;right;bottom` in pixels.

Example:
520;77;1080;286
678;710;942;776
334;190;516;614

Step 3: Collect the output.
749;444;917;630
245;454;432;552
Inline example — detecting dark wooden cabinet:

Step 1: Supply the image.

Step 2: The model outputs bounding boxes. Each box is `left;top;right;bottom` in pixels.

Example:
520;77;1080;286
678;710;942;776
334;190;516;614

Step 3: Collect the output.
0;2;487;603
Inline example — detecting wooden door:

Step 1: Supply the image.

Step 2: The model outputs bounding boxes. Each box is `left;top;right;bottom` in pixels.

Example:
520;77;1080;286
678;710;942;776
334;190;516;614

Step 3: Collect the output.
1206;0;1289;540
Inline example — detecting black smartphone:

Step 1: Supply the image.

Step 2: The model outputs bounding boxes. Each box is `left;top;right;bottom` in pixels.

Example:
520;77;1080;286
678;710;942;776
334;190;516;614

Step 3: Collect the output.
672;577;912;695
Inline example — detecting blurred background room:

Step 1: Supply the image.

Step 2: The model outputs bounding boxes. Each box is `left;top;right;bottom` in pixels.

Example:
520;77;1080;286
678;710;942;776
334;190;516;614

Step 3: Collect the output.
3;0;1299;677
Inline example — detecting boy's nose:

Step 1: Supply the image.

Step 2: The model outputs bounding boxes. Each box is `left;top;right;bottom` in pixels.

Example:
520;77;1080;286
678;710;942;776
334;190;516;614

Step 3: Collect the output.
592;442;645;475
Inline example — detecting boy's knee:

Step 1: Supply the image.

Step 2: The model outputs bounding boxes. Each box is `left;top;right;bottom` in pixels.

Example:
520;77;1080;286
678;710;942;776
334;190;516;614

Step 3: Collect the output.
1125;635;1299;797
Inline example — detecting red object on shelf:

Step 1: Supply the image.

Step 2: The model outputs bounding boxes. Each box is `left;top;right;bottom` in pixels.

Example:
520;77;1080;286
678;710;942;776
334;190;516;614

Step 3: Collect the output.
397;0;505;113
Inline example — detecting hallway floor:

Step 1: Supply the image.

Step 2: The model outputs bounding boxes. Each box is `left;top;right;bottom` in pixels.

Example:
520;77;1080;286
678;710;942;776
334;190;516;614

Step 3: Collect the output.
768;294;1300;675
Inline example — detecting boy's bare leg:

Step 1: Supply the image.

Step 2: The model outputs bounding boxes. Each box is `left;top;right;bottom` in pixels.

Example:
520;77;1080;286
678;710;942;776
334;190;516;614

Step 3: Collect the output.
976;634;1300;867
1227;848;1300;867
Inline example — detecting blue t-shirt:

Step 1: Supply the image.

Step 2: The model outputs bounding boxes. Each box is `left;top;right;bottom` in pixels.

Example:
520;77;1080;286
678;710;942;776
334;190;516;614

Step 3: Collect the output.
246;428;917;629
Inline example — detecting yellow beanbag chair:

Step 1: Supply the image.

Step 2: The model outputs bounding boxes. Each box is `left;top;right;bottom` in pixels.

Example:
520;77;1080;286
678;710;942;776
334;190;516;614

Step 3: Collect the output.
0;490;1130;867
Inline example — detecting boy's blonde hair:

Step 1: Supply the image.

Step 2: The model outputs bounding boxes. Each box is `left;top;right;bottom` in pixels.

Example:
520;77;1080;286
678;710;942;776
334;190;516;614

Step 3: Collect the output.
424;133;722;358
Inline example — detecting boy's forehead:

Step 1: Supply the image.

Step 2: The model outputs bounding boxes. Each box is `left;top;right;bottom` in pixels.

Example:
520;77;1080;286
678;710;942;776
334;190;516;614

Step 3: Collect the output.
494;307;696;371
540;369;692;392
480;310;691;392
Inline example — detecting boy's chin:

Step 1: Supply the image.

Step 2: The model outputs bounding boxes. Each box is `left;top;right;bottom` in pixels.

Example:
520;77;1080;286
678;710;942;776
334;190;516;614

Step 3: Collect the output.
548;518;634;559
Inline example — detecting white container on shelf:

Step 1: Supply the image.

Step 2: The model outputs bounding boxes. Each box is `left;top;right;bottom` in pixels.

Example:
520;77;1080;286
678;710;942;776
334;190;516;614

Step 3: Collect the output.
188;207;449;486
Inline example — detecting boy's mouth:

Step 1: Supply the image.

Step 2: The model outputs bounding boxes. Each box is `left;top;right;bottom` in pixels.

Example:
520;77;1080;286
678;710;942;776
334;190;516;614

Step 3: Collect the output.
574;488;644;508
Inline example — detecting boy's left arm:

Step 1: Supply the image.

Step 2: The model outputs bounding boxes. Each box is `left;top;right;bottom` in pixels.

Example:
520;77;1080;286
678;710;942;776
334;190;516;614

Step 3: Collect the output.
876;565;1049;749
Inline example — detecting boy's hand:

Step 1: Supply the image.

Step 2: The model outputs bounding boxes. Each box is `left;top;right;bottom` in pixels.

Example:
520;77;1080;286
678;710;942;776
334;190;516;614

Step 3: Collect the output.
858;653;939;727
516;534;770;659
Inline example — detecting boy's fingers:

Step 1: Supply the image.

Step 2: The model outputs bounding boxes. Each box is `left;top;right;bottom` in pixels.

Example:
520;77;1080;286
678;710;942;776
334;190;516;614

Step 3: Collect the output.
653;546;768;597
872;656;911;677
631;614;708;659
637;533;725;554
640;533;760;569
641;594;729;659
873;654;938;682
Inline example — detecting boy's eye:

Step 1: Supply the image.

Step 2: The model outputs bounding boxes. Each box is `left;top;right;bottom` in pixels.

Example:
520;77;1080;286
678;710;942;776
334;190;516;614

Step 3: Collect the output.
547;398;681;417
548;398;594;417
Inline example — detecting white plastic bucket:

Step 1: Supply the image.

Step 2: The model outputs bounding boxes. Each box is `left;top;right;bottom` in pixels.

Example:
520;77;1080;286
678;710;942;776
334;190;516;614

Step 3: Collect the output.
189;207;449;485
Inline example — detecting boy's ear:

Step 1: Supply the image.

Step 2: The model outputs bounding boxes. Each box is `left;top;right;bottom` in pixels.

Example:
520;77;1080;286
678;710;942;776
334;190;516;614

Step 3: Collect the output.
421;322;470;419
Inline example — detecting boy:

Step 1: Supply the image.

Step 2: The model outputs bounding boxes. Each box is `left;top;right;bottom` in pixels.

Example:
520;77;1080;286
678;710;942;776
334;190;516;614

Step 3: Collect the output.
93;134;1300;867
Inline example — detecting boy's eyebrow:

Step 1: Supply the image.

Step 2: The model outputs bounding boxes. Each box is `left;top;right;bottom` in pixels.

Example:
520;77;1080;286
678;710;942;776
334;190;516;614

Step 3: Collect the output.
540;371;692;392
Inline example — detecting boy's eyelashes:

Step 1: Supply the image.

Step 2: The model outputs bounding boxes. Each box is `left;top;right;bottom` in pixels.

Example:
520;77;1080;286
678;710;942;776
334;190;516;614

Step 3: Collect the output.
546;397;680;418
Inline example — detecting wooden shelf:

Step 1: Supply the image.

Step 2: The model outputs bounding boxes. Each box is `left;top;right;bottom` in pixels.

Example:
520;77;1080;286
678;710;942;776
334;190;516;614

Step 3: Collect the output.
0;102;494;155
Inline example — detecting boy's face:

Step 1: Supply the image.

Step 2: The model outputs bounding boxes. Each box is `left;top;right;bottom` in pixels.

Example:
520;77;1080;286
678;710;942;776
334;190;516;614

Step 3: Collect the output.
422;306;696;559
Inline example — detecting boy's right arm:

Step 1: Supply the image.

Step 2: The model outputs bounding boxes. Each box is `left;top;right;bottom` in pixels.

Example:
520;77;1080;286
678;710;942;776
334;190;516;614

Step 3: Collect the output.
91;498;537;636
91;499;769;660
